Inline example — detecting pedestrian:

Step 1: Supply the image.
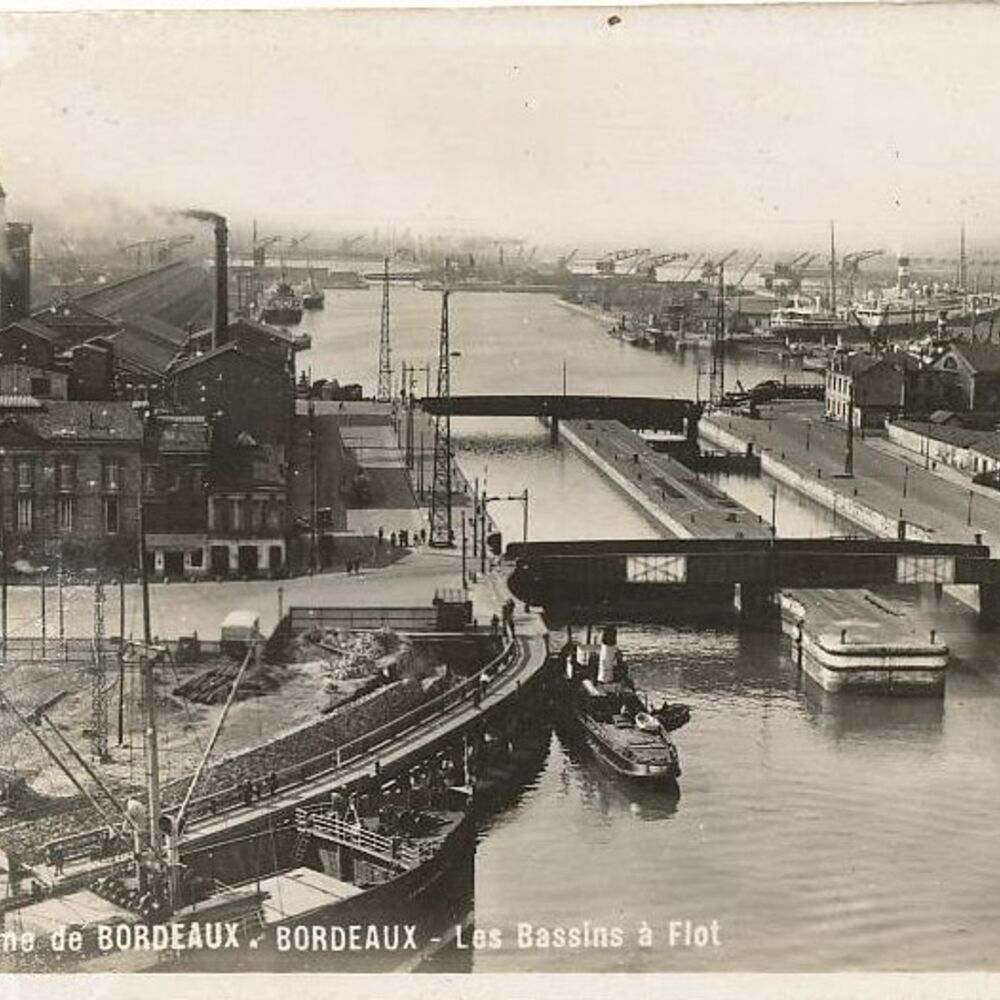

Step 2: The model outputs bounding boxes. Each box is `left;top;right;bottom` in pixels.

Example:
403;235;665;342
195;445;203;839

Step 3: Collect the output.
268;770;278;797
490;613;500;636
420;528;426;544
50;845;64;876
345;559;351;574
241;779;253;807
378;526;384;545
390;532;397;548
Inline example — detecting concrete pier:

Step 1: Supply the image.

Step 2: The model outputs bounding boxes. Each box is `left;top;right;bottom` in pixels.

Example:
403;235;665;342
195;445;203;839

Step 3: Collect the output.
557;416;950;692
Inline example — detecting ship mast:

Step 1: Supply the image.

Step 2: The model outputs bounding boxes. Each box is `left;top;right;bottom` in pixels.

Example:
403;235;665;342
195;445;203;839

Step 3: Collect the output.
829;220;837;315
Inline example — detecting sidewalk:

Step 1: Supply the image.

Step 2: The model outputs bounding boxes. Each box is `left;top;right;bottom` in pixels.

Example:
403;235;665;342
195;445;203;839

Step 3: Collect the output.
709;401;1000;546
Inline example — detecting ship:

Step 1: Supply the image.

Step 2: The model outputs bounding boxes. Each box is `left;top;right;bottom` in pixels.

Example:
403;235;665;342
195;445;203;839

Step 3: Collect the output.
5;777;473;972
556;626;686;784
299;267;325;310
257;281;304;325
0;549;474;972
770;296;858;344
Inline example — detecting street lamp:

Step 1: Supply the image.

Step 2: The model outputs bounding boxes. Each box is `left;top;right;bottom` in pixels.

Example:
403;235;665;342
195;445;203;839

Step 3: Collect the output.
902;463;909;499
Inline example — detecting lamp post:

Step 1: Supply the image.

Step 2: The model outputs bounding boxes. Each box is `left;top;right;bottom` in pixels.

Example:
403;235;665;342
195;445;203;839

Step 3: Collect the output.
806;421;812;451
902;463;909;499
968;489;974;527
770;488;778;538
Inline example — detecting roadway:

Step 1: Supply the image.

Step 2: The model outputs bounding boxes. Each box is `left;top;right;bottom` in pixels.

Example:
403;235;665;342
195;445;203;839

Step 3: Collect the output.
709;400;1000;546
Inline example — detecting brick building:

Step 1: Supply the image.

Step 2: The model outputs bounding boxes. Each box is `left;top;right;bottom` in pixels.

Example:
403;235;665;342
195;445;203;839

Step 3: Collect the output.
0;398;144;574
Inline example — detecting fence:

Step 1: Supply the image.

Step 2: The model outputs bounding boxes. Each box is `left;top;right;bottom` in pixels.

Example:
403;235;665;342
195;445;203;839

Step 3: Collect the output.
287;606;440;634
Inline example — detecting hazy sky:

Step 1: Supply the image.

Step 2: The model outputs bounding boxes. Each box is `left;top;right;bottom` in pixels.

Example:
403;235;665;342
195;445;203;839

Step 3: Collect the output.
1;6;1000;254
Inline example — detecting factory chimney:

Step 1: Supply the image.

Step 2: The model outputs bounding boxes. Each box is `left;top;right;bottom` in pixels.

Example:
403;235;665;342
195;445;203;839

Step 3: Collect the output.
181;209;228;348
213;215;228;347
0;179;33;329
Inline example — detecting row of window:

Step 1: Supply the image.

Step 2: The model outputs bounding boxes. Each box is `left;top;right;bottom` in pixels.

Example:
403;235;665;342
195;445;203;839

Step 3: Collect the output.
11;459;123;493
827;373;853;396
11;495;120;534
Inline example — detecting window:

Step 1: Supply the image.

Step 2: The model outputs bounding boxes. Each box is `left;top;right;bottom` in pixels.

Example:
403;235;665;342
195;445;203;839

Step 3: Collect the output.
16;496;32;532
189;549;204;569
102;460;121;492
103;496;119;534
57;458;76;493
58;496;75;532
142;465;159;494
15;459;32;490
230;499;242;531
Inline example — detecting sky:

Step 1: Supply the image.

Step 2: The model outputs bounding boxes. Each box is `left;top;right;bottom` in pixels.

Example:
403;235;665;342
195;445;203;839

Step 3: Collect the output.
1;6;1000;255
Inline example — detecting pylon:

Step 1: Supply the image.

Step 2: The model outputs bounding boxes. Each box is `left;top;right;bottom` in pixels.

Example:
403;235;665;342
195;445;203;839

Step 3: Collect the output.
429;290;453;547
90;581;109;761
377;257;392;402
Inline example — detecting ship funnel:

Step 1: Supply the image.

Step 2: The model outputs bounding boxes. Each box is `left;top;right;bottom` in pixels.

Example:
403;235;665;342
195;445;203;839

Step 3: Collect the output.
597;624;619;684
897;256;910;292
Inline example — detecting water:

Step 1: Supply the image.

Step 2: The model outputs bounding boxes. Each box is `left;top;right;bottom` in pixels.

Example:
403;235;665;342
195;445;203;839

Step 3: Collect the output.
299;288;1000;971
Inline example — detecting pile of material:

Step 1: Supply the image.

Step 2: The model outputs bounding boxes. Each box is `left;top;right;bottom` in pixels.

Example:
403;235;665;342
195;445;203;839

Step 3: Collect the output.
294;627;422;689
172;654;287;705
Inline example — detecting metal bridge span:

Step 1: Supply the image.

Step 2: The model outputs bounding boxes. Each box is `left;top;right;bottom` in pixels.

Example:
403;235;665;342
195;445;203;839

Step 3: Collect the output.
419;394;702;434
505;537;1000;623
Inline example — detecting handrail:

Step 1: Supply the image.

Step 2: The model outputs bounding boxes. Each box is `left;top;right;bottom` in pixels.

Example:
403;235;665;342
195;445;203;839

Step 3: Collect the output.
177;636;517;823
47;633;524;859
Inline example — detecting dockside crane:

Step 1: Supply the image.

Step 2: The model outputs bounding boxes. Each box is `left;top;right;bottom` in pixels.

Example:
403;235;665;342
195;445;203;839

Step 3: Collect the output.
596;248;651;275
839;249;883;301
635;252;689;279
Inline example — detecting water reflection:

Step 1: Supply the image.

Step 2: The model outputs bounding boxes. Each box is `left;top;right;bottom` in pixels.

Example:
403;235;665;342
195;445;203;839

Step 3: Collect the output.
799;682;946;741
553;722;682;823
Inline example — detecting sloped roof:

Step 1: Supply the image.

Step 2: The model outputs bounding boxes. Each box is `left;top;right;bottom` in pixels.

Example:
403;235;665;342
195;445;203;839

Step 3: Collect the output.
169;339;275;376
0;400;143;443
947;342;1000;374
120;314;189;347
894;419;990;449
109;325;181;375
0;318;62;343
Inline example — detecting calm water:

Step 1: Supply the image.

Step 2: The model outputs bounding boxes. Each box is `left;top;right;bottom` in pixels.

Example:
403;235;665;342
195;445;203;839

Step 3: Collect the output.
302;287;1000;971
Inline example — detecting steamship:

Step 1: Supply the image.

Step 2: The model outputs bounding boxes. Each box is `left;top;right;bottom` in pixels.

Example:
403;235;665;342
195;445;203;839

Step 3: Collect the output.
557;626;686;784
257;281;304;325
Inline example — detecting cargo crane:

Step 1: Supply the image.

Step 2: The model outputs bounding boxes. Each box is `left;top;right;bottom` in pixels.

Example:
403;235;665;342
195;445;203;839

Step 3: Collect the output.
771;251;817;294
700;252;738;405
596;248;651;275
252;233;282;269
839;249;883;301
557;248;579;271
635;251;688;279
700;249;738;280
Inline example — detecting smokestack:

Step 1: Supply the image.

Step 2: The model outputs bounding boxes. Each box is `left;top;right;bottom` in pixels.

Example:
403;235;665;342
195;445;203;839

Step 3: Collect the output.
181;209;228;349
0;180;32;329
213;216;228;348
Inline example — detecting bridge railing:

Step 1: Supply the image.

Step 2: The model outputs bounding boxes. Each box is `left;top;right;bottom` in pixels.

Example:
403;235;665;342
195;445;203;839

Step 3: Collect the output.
172;635;519;828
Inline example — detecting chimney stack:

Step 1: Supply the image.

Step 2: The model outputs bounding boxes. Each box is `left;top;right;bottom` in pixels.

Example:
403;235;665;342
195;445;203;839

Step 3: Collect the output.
0;180;32;328
213;215;228;349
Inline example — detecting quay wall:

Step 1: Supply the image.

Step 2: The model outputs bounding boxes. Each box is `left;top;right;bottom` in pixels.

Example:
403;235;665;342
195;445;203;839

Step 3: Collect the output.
558;421;693;539
700;416;933;541
701;415;982;615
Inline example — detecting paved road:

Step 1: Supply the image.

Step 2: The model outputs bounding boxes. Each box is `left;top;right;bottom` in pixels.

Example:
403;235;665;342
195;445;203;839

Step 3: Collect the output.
713;401;1000;546
4;545;467;644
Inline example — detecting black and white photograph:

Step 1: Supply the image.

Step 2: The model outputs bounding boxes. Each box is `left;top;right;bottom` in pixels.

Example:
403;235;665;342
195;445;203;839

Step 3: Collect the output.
0;3;997;993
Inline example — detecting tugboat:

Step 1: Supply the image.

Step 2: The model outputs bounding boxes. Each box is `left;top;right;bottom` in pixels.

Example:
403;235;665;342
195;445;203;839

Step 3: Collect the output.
557;626;686;784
